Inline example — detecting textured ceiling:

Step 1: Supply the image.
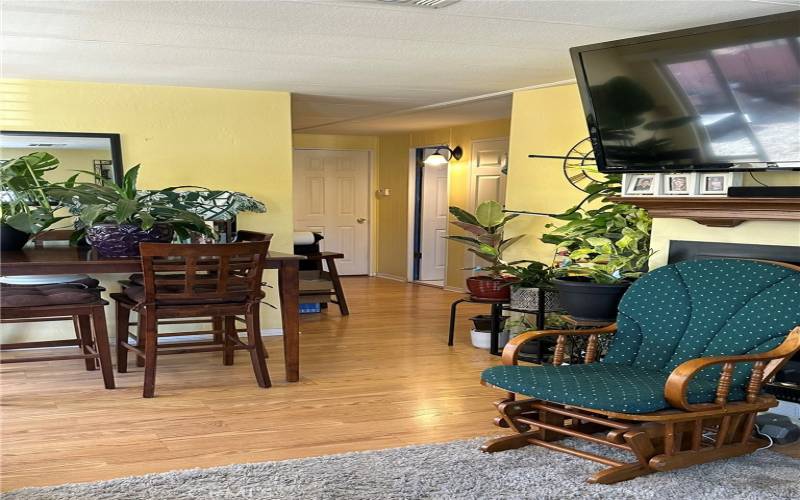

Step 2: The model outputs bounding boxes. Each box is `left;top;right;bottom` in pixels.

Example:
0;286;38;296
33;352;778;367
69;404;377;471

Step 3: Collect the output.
2;0;798;134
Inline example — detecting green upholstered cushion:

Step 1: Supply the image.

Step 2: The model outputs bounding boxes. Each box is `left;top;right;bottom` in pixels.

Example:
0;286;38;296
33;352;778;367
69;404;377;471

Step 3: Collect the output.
481;259;799;413
482;363;744;414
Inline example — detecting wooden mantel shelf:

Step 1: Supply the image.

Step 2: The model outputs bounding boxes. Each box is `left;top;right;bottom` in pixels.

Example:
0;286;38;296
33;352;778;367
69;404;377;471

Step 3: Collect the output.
610;196;800;227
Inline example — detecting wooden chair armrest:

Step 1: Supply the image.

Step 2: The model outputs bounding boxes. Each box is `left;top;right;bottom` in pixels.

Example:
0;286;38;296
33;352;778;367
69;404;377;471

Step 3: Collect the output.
501;323;617;365
665;327;800;411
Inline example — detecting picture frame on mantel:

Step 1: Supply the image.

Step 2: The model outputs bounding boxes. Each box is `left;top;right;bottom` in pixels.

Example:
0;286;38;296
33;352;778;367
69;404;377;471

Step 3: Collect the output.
622;173;660;196
699;172;743;196
663;173;697;195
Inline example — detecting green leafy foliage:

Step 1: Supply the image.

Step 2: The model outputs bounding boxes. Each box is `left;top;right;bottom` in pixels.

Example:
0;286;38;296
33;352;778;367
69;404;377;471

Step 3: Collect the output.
445;200;522;278
542;202;653;285
500;260;554;289
0;152;69;234
46;165;214;242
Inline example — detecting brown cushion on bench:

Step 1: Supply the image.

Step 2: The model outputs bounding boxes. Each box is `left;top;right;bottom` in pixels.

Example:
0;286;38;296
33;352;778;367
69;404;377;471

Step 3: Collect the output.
0;283;102;308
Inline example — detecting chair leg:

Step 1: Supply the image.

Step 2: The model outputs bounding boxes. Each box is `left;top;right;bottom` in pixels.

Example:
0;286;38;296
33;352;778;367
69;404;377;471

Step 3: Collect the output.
245;306;271;388
116;301;130;373
142;308;158;398
212;316;223;345
223;316;235;366
448;299;464;346
75;315;97;371
136;316;145;368
90;306;115;390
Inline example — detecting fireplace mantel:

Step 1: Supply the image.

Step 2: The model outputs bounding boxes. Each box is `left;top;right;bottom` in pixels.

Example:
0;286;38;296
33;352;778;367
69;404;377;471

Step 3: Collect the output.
610;196;800;227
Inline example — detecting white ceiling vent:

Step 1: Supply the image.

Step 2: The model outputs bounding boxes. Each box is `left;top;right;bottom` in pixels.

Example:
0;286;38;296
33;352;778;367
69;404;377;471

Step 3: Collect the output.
373;0;461;9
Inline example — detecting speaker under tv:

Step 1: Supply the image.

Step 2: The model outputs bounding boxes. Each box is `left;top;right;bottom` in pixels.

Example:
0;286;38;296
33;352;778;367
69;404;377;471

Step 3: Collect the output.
727;186;800;198
570;11;800;174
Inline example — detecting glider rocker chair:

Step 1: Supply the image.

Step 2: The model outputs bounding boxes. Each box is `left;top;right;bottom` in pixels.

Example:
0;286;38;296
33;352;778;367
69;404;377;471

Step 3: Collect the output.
481;259;800;484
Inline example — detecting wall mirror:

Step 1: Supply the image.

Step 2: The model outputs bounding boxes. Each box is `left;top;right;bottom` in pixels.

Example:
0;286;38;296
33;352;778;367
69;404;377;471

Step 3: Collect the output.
0;131;124;185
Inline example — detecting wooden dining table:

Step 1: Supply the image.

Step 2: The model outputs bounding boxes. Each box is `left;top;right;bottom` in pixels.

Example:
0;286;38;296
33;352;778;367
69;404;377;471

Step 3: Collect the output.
0;246;305;382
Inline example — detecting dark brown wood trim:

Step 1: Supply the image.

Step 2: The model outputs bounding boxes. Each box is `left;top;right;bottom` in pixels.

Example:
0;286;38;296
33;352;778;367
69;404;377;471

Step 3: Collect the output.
610;196;800;227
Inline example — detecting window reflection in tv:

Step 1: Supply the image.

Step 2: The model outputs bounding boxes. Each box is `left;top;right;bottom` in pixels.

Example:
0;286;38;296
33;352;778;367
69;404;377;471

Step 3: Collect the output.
575;14;800;171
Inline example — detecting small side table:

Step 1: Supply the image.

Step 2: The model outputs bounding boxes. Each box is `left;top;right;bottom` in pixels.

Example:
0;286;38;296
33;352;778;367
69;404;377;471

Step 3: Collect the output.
448;296;508;355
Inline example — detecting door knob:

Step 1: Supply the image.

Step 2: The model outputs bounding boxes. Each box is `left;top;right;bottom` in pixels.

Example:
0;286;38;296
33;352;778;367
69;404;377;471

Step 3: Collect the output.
356;218;367;224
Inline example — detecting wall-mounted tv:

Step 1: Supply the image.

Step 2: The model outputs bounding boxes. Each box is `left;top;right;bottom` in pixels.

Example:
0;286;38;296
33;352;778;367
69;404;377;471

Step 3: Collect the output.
571;11;800;173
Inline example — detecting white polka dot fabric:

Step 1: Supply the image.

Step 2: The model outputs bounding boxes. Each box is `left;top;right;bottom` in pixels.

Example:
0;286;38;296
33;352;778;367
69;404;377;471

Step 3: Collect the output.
482;259;800;413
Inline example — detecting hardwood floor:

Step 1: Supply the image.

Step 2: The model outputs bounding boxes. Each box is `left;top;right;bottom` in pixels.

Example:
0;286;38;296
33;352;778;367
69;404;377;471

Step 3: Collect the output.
0;277;501;491
1;277;797;491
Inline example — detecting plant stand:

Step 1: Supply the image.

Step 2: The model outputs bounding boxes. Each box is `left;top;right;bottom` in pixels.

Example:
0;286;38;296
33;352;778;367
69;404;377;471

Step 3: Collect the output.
448;296;508;355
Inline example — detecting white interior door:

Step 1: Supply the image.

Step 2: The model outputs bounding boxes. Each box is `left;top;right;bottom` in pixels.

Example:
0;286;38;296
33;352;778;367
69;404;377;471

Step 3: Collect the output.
293;149;370;275
467;138;509;275
419;161;448;282
469;138;508;209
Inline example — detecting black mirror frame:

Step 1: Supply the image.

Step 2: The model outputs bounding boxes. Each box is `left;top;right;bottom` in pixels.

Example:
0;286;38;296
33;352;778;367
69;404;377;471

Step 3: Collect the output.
1;130;124;186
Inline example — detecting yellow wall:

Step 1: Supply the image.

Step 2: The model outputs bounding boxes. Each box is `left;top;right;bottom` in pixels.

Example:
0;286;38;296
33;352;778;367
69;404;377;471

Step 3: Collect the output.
0;78;293;339
292;133;377;151
504;83;590;265
375;118;511;288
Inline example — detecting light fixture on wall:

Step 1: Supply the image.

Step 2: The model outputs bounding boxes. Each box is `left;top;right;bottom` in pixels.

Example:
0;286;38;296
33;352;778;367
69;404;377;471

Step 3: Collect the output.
423;145;463;166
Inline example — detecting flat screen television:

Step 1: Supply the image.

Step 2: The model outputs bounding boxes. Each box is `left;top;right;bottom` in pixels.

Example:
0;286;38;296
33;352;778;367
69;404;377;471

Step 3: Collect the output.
570;11;800;173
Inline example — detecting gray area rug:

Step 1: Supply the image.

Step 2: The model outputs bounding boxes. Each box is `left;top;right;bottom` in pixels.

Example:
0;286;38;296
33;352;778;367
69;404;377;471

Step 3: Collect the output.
7;438;800;499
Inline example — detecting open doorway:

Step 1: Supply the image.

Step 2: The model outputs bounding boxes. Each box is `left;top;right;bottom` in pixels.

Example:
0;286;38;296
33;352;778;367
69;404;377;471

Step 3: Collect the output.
410;146;448;287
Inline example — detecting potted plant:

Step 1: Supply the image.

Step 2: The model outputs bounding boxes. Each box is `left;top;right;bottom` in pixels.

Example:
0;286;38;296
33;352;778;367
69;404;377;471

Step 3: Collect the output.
0;152;69;250
48;165;213;257
445;200;522;300
542;202;652;321
501;261;560;312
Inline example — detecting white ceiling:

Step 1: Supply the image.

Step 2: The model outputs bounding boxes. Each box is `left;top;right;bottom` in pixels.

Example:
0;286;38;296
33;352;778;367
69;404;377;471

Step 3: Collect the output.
2;0;798;134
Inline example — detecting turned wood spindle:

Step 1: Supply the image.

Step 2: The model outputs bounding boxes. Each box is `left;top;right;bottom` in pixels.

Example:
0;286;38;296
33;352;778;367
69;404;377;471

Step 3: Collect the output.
584;334;598;364
746;361;766;403
715;362;735;406
553;335;567;365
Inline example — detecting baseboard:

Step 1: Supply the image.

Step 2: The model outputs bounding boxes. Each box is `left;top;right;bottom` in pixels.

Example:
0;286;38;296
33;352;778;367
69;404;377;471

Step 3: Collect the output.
375;273;407;283
260;328;284;337
444;285;467;293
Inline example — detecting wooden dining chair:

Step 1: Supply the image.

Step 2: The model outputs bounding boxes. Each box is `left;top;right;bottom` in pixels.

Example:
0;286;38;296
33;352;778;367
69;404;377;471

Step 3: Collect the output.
111;241;270;397
120;231;272;368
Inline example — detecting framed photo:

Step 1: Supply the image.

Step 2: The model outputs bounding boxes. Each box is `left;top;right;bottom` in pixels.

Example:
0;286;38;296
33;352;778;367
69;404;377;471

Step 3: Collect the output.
699;172;742;196
623;173;660;196
663;173;697;195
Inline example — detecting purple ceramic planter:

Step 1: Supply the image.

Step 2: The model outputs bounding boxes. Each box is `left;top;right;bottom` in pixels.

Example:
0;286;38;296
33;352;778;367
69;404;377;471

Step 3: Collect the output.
86;223;173;258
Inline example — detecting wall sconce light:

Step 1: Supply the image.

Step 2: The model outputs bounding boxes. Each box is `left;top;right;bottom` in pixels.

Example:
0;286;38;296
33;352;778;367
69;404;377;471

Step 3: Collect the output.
423;145;463;166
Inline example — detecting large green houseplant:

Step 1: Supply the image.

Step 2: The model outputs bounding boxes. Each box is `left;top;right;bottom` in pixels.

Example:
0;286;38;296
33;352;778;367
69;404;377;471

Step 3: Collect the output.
47;165;214;257
445;200;522;300
0;152;69;250
541;201;652;320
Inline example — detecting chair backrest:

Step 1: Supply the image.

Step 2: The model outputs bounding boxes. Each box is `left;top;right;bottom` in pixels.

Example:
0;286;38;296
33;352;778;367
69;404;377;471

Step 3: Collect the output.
138;242;268;305
604;259;800;383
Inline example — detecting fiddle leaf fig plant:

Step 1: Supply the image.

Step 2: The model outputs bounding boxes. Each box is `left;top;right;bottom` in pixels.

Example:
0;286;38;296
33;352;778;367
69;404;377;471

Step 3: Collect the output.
445;200;523;278
542;202;652;284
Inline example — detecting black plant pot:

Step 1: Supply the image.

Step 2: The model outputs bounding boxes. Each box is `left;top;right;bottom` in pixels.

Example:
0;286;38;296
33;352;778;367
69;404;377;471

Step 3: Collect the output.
86;223;174;258
1;223;31;251
470;314;508;332
553;277;630;322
